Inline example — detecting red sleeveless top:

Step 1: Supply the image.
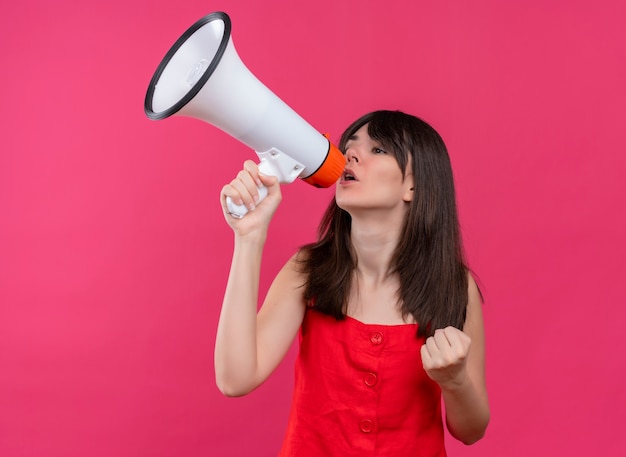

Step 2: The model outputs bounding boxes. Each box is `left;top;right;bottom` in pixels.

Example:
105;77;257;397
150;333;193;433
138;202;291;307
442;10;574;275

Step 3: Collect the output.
278;308;446;457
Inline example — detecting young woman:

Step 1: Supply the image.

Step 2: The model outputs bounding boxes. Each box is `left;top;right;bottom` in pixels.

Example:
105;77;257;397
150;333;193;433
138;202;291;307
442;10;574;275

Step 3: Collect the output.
215;110;489;456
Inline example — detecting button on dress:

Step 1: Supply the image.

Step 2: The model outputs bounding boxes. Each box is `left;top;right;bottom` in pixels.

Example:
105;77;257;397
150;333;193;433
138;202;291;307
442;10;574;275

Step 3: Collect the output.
278;308;446;457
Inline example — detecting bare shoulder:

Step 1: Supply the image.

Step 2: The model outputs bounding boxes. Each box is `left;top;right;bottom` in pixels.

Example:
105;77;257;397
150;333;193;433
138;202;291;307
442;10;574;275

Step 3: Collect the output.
467;272;482;305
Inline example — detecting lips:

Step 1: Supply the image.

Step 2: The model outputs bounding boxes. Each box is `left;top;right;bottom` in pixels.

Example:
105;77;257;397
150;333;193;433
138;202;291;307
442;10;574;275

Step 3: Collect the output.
341;168;358;183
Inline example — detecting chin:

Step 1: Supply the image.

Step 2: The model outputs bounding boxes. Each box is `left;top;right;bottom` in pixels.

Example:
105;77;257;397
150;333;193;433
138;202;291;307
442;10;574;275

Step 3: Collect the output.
335;197;352;212
335;197;363;215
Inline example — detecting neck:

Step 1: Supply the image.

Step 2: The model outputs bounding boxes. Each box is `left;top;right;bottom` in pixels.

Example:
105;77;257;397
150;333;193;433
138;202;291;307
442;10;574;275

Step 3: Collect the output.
349;211;403;282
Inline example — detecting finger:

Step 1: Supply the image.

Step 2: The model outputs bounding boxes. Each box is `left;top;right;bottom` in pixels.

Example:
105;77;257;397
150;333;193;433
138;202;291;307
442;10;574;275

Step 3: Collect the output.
221;184;239;209
420;343;432;366
220;182;253;216
431;330;458;365
433;329;452;351
443;327;471;358
425;335;441;358
236;168;265;207
258;171;279;188
243;160;263;187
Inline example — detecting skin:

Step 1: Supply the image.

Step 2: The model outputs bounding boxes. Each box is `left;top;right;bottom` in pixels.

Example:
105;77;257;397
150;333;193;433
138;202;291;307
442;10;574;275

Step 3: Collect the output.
215;125;489;445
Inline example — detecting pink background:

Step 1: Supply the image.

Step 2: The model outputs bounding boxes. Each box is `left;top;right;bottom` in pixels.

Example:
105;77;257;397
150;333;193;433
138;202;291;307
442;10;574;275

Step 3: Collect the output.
1;0;625;455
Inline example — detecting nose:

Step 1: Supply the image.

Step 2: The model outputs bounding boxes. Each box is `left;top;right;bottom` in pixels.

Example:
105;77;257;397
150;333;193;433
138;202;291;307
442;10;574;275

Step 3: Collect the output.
345;147;359;163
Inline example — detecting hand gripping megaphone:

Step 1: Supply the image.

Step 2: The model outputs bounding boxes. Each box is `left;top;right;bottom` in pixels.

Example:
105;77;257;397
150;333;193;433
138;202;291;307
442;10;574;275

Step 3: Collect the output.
144;12;346;218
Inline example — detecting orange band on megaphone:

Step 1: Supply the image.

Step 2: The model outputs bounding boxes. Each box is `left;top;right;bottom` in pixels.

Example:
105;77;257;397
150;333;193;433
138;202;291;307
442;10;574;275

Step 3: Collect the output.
303;136;346;188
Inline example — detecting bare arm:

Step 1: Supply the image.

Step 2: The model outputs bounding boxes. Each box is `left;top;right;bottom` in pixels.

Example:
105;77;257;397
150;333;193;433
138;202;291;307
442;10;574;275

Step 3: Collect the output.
214;161;306;397
420;275;490;444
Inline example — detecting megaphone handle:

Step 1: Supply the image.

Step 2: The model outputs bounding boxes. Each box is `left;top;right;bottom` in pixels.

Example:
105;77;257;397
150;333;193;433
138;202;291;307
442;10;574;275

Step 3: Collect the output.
225;159;274;218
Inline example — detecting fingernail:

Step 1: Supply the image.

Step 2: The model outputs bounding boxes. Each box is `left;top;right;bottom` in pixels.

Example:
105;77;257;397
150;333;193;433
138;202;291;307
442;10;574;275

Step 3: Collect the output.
248;203;255;211
254;194;260;204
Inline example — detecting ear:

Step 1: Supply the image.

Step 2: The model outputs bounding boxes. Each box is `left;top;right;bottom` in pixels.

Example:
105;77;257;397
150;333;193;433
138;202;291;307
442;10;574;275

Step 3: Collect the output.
402;180;414;203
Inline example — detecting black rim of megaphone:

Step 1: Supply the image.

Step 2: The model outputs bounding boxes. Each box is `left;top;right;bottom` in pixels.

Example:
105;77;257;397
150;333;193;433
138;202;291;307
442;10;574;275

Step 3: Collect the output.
144;12;232;120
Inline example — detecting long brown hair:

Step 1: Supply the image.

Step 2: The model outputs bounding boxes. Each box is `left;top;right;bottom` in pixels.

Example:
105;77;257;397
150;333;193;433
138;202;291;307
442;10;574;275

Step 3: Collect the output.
299;110;469;337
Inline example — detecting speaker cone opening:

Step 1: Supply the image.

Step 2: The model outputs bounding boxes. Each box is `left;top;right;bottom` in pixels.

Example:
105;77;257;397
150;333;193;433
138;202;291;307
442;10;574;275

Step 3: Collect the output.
144;12;232;120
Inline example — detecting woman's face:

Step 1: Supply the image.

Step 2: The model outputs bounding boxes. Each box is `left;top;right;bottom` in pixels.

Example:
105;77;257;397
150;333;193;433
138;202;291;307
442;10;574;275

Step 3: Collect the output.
335;124;414;215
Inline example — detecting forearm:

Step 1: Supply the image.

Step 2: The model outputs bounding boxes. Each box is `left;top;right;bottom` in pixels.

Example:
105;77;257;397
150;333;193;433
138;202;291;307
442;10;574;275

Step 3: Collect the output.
214;234;265;396
441;375;490;444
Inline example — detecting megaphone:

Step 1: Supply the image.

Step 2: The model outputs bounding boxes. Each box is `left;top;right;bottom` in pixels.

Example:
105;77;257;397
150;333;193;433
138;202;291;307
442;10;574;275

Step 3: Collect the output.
144;12;345;218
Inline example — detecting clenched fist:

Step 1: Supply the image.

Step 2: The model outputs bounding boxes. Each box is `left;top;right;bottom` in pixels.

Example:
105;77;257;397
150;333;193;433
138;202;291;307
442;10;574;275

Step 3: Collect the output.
420;326;471;390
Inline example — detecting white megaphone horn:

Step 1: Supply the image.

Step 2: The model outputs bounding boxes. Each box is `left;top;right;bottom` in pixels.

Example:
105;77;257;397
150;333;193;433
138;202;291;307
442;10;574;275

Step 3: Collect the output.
144;12;345;218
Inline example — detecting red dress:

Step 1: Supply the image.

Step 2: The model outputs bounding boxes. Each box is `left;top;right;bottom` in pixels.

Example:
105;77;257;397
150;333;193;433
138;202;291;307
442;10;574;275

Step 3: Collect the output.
278;308;446;457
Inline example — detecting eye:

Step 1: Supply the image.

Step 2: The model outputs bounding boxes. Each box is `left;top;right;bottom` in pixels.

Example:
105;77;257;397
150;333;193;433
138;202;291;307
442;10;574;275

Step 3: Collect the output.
373;147;387;154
